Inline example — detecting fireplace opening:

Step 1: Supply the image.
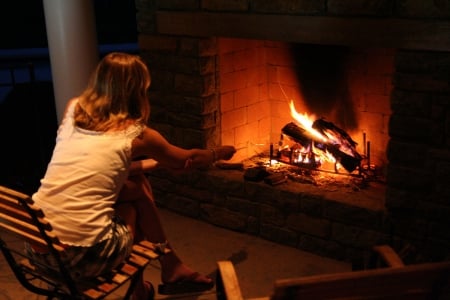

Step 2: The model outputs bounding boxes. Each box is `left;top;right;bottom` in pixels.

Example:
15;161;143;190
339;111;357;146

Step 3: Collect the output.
218;38;394;203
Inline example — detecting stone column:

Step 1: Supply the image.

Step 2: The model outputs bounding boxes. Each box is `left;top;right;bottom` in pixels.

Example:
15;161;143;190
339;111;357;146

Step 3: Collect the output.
43;0;98;123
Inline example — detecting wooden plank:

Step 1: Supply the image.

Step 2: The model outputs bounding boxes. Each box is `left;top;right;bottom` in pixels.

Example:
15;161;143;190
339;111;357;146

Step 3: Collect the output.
0;219;65;251
217;261;244;300
0;204;51;231
132;244;159;259
83;288;105;300
272;261;450;299
155;12;450;51
373;245;405;268
120;263;138;276
128;252;150;267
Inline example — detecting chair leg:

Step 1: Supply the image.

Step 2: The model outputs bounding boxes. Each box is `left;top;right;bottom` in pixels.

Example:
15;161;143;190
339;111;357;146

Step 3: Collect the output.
123;268;144;300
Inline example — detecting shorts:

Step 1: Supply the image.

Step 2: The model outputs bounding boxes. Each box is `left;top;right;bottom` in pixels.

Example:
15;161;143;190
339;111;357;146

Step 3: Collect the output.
25;216;133;281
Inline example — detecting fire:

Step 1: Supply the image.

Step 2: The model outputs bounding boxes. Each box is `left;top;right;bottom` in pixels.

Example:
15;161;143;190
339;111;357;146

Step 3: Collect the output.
289;101;326;142
278;100;362;173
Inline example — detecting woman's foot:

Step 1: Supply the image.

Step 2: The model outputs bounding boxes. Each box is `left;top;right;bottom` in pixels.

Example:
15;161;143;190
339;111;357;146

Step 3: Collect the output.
162;263;213;285
159;262;214;295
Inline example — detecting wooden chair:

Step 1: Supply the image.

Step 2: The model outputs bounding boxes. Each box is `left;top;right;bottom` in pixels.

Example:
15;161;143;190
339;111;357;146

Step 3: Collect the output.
216;245;450;300
0;185;169;300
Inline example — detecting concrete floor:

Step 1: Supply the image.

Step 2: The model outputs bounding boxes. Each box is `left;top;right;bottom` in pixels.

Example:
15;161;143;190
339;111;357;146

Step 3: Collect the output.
0;207;351;300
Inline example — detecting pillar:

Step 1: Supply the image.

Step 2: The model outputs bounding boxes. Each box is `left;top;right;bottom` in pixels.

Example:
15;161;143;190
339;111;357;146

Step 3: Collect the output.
43;0;99;123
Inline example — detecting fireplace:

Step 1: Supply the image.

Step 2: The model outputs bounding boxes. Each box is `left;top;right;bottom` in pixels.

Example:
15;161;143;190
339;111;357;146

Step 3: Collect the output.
135;1;450;263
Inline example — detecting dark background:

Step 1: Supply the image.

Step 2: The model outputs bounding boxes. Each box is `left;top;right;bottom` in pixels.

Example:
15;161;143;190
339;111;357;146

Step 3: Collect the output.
0;0;138;49
0;0;138;194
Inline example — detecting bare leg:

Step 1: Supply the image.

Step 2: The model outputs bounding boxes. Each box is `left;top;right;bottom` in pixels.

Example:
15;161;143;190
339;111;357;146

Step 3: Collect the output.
114;201;149;299
118;173;213;285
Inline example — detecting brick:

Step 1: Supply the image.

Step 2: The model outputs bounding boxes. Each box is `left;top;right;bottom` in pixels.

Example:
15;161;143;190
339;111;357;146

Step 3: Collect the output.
155;0;199;10
287;213;331;238
260;223;298;247
235;124;252;147
394;73;450;93
235;86;260;108
174;73;216;96
220;92;235;112
227;196;261;217
248;101;271;123
396;0;450;18
179;37;218;57
138;35;178;52
386;164;433;191
386;140;428;167
325;201;383;230
389;115;433;142
202;0;249;11
252;0;324;14
331;223;388;248
222;107;247;129
260;205;285;226
328;0;393;16
220;69;248;92
201;204;248;231
298;235;347;261
165;195;201;218
390;90;432;117
395;50;450;74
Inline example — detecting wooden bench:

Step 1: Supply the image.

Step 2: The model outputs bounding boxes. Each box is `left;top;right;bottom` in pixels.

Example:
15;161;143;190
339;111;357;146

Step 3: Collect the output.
216;245;450;300
0;185;169;300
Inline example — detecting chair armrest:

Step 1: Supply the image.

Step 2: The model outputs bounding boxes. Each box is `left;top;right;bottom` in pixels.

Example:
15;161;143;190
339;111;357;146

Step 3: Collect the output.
216;260;244;300
372;245;405;268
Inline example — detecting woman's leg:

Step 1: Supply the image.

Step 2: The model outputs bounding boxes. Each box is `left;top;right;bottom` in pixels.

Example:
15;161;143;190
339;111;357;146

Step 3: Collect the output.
118;173;213;285
114;202;149;299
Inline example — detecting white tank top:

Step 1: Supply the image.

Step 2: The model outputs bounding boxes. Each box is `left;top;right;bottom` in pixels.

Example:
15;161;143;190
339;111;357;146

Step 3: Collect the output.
32;99;143;246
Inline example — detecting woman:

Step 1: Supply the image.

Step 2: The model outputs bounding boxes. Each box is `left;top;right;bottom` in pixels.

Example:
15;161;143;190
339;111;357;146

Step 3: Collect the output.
30;52;236;299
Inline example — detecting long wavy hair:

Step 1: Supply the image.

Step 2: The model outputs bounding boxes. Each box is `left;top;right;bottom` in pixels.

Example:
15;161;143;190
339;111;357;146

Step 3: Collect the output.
74;52;151;131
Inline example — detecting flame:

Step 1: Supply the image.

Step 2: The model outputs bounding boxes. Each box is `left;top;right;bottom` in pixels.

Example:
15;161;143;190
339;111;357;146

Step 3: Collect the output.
289;101;326;142
279;100;362;172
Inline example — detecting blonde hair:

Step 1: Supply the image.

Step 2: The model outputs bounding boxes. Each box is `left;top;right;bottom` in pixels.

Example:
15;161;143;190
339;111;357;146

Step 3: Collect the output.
74;52;151;131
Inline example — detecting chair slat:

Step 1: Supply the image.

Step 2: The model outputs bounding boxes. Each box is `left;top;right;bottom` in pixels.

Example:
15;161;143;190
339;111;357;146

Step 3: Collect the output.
0;188;47;224
0;221;65;252
0;210;61;245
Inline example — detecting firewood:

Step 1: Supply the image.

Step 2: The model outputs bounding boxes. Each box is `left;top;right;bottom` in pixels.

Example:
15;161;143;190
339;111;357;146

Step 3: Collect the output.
280;121;362;172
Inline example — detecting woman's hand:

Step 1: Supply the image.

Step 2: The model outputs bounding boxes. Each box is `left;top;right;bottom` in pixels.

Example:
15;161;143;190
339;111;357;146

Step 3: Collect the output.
214;145;236;161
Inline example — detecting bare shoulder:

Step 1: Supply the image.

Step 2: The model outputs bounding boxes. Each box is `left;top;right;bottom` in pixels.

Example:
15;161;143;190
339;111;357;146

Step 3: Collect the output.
132;126;169;157
66;97;79;107
140;126;167;141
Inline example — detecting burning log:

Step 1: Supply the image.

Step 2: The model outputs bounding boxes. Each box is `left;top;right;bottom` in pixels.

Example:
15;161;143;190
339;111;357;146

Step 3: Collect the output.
322;143;362;173
312;118;361;159
280;122;314;147
281;121;362;173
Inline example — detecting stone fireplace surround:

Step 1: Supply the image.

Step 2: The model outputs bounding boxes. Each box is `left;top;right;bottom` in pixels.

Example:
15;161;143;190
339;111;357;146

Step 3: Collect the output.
134;0;450;264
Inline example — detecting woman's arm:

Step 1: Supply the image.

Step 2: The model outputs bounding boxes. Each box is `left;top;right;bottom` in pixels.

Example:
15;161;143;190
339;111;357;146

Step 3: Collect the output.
132;127;236;170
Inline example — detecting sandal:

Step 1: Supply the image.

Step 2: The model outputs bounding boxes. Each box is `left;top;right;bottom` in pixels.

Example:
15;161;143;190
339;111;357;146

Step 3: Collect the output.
158;272;214;295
